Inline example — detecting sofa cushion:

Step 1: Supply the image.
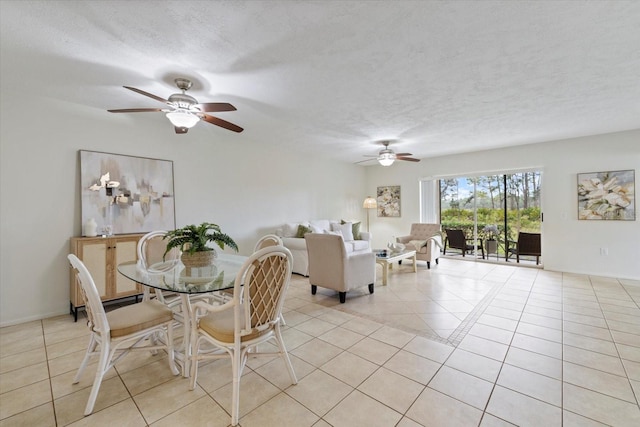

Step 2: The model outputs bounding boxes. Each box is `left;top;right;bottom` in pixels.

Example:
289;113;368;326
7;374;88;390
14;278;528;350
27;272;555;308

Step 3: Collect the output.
296;224;313;238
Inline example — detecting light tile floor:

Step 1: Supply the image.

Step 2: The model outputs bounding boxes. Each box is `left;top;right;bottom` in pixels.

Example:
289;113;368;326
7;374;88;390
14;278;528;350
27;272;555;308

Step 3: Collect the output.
1;258;639;426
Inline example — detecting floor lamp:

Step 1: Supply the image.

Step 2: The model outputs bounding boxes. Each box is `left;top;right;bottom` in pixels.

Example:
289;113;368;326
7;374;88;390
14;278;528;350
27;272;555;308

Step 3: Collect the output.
363;196;377;232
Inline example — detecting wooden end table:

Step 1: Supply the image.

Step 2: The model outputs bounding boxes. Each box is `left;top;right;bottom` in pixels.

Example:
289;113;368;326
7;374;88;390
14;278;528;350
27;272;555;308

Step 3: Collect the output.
375;249;417;285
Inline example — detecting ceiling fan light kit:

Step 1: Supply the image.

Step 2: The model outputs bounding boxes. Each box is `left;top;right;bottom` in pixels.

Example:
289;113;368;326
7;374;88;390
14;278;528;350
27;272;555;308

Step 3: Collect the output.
166;110;199;128
358;141;420;166
108;78;243;134
377;150;396;166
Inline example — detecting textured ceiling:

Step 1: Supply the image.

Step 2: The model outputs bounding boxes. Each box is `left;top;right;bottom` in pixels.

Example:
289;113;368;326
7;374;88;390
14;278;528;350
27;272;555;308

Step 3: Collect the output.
2;0;639;164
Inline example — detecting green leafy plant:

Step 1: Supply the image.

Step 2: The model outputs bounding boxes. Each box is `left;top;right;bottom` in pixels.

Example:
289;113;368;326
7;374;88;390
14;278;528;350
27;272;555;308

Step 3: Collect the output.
163;222;238;258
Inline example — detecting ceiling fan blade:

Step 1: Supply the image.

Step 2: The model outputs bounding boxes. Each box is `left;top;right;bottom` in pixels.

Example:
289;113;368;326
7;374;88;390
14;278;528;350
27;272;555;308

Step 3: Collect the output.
124;86;169;104
175;127;188;134
355;158;376;164
397;157;420;162
194;102;237;112
394;153;412;157
107;108;165;113
200;114;244;133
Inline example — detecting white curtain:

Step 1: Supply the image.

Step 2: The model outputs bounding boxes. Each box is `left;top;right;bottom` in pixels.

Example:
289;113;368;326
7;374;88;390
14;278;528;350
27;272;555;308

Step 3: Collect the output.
420;179;439;223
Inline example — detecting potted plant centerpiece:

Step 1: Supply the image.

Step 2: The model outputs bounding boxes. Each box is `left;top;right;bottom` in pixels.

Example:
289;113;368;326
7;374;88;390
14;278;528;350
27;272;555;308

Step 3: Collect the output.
163;222;238;269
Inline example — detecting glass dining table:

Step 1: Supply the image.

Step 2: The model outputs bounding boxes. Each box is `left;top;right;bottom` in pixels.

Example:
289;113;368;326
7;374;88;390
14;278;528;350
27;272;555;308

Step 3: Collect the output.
117;253;248;376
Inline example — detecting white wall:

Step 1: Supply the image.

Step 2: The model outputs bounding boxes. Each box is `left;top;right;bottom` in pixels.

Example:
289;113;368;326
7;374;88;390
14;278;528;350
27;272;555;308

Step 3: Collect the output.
0;99;367;326
365;130;640;280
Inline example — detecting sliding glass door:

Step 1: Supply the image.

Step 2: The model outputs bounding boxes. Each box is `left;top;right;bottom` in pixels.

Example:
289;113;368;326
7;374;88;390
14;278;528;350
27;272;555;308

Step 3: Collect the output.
436;171;542;263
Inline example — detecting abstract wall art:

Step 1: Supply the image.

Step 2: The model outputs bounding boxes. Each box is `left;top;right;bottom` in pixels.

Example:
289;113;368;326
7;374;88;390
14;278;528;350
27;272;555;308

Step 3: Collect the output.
80;150;176;235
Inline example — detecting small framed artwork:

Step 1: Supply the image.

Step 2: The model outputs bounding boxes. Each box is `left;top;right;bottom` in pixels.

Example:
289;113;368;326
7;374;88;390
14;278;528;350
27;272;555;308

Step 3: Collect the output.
578;169;635;220
80;150;176;235
377;185;401;217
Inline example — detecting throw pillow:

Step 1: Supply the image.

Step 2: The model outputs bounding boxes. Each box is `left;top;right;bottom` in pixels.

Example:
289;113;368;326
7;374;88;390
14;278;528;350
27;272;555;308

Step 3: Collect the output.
341;219;362;240
295;224;313;238
339;222;354;241
330;222;354;240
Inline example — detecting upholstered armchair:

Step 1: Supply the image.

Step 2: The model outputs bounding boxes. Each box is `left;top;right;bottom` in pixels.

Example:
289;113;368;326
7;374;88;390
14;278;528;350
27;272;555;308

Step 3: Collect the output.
396;223;443;269
304;233;375;303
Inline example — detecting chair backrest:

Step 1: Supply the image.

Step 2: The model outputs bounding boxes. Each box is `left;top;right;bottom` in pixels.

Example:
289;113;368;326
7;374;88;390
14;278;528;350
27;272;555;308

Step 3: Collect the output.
409;223;441;240
137;230;180;272
517;232;541;256
253;234;283;253
445;229;467;249
234;246;293;336
304;233;347;283
68;254;110;336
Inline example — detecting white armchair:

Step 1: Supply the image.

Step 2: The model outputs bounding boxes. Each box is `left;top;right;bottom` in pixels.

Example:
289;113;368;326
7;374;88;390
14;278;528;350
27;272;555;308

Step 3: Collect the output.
304;233;376;303
396;223;443;269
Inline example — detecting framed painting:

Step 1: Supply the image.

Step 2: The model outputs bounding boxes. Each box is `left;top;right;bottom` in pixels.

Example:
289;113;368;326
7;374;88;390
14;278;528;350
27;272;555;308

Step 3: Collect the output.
377;185;401;217
80;150;176;235
578;169;635;220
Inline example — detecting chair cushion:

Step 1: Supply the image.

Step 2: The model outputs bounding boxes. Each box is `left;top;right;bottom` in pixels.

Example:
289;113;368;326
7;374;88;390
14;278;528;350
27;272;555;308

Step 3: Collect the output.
199;308;269;343
351;240;369;251
107;300;173;338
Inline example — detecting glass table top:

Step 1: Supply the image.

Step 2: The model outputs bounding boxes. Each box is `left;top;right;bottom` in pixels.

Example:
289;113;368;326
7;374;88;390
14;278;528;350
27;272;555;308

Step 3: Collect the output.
117;253;247;294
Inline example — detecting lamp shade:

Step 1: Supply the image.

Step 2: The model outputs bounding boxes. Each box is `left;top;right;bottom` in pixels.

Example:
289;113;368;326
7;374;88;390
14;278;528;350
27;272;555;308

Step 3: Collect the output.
166;110;200;128
363;196;377;209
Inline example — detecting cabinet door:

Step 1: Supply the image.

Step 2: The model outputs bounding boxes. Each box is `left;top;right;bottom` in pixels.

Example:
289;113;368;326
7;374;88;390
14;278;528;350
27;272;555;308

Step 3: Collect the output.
111;237;141;298
78;240;109;299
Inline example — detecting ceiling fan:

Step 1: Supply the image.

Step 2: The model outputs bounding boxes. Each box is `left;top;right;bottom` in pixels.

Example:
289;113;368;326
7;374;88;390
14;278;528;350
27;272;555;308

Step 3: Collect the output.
357;141;420;166
108;78;243;134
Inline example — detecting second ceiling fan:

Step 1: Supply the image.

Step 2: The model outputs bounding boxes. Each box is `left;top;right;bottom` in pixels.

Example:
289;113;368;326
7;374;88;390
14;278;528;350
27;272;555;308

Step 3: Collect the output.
108;78;243;134
358;141;420;166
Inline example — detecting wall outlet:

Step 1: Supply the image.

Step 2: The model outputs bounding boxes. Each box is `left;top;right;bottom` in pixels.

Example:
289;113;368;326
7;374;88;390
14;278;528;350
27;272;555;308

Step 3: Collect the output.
600;248;609;256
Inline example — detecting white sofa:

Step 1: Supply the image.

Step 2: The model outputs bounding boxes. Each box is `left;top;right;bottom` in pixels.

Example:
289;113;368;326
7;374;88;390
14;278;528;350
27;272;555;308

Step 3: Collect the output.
275;219;371;276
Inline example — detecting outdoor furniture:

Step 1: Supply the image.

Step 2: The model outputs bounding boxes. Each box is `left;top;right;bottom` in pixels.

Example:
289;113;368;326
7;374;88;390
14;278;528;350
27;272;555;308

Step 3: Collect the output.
395;223;443;269
444;229;484;259
507;232;541;264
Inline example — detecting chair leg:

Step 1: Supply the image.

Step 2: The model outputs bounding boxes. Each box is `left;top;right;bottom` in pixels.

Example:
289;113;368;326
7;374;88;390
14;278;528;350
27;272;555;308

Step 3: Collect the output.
231;347;242;426
274;324;297;385
339;292;346;303
84;337;111;415
435;258;439;264
368;283;374;294
311;285;317;295
166;321;179;376
74;334;97;384
427;261;430;269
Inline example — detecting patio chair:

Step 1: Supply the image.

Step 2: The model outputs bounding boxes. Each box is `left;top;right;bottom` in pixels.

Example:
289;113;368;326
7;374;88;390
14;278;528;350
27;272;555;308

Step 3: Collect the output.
68;254;178;415
188;246;297;426
444;229;484;259
507;232;541;264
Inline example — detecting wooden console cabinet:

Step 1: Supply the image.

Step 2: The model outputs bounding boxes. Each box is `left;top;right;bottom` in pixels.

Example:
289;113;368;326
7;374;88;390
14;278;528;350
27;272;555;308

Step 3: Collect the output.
69;234;144;321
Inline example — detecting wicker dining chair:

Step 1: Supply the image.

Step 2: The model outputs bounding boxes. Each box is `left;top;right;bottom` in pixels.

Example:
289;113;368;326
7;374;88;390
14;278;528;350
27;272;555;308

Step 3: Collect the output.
68;254;178;415
188;246;297;426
